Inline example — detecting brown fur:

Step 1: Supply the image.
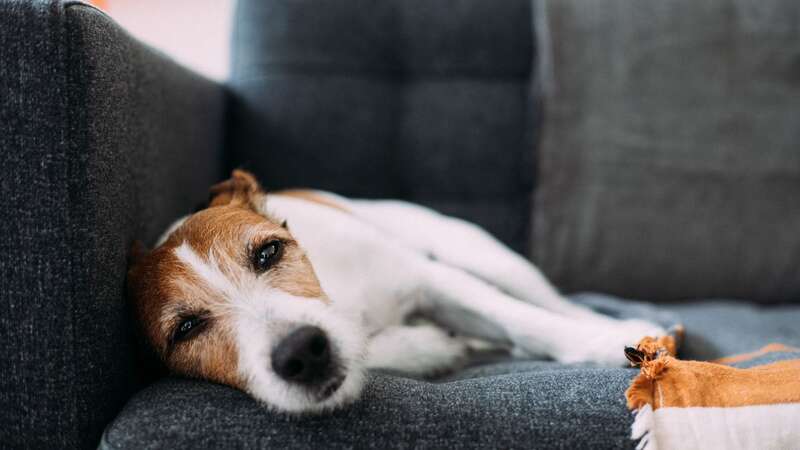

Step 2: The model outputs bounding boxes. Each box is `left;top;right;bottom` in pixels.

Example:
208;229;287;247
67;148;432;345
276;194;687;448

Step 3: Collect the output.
209;169;264;209
127;170;327;389
128;233;246;389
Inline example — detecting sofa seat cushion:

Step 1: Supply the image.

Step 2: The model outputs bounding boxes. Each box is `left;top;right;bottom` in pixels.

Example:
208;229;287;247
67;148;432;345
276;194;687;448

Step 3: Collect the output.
101;297;800;449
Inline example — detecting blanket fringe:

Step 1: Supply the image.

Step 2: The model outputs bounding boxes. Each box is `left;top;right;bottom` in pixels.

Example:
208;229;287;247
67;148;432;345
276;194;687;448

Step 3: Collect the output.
625;357;669;410
631;405;658;450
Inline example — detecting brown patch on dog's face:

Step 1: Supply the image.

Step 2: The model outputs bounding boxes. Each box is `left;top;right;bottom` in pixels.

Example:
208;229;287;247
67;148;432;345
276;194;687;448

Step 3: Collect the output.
166;205;325;299
127;170;326;389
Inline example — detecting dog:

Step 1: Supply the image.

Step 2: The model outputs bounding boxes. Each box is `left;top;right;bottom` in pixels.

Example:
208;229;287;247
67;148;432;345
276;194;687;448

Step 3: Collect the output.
127;170;665;413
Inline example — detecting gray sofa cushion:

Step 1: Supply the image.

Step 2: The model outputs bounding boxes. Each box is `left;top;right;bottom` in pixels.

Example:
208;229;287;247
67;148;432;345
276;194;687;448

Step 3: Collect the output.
100;296;800;449
0;2;224;448
227;0;540;255
534;0;800;302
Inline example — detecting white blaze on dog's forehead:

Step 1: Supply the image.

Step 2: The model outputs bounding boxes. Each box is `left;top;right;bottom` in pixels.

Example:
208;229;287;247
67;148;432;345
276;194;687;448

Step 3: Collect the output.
173;241;238;299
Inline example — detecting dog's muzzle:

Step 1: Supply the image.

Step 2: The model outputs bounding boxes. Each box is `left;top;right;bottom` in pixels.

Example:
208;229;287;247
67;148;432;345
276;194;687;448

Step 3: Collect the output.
271;325;344;399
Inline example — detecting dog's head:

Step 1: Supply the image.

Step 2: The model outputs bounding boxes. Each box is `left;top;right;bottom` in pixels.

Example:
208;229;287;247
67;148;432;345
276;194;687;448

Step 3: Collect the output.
127;170;366;413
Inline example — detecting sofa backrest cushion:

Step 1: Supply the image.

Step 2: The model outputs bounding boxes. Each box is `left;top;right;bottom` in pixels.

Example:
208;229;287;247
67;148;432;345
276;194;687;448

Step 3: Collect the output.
228;0;541;255
534;0;800;302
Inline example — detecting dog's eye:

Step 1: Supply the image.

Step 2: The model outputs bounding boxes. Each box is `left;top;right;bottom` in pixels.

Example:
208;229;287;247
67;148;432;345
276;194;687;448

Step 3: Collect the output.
173;316;204;343
253;240;283;273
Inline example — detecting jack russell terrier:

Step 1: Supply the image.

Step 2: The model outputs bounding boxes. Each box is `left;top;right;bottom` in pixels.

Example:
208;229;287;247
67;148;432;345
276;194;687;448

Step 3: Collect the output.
128;170;665;413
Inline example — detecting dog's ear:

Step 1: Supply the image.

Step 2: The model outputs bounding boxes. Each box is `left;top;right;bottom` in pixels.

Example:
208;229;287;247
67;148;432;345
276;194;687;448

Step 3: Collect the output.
125;241;169;384
208;169;265;208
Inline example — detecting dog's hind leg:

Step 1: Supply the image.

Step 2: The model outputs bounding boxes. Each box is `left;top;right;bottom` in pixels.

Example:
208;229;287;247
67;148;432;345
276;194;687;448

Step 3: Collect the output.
416;260;665;366
365;324;471;377
348;200;596;319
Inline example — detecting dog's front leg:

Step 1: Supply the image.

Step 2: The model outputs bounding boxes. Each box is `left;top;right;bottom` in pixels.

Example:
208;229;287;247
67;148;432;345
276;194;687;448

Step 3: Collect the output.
417;262;665;366
366;324;470;377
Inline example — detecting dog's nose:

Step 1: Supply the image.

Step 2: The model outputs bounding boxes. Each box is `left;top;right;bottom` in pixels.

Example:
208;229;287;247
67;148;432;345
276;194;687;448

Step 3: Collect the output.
271;325;332;384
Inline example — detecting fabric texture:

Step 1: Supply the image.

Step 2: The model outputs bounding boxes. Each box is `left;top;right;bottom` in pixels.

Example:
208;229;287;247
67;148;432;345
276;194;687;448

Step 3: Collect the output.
100;296;800;450
626;343;800;449
5;0;800;448
535;0;800;302
227;0;540;255
0;1;225;448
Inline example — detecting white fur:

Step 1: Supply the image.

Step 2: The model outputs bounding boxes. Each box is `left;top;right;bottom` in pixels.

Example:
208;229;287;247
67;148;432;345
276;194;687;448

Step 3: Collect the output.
174;242;239;298
265;193;664;366
165;191;665;413
173;241;366;412
367;324;471;377
234;292;367;413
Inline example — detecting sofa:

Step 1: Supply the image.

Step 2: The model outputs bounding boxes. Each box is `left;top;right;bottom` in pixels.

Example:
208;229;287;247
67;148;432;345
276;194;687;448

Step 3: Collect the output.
1;0;798;448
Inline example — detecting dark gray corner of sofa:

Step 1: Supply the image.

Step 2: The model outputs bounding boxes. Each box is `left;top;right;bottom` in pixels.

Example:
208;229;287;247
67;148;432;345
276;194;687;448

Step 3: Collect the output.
0;1;225;448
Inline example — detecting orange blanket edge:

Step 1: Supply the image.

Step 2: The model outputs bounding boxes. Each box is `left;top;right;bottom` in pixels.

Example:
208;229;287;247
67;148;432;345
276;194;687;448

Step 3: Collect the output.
625;340;800;410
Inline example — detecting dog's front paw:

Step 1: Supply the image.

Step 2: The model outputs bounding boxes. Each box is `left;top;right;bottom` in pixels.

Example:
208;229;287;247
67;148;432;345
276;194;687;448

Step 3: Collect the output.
554;319;667;366
410;326;471;377
367;325;470;377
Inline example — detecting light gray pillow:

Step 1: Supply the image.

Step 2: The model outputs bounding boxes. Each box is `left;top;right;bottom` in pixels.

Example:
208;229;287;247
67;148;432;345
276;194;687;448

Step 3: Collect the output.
534;0;800;302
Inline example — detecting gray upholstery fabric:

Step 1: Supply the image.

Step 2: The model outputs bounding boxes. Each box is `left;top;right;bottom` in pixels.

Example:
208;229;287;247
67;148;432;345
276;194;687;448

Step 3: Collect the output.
0;2;225;448
228;0;540;255
5;0;800;448
534;0;800;303
100;296;800;450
